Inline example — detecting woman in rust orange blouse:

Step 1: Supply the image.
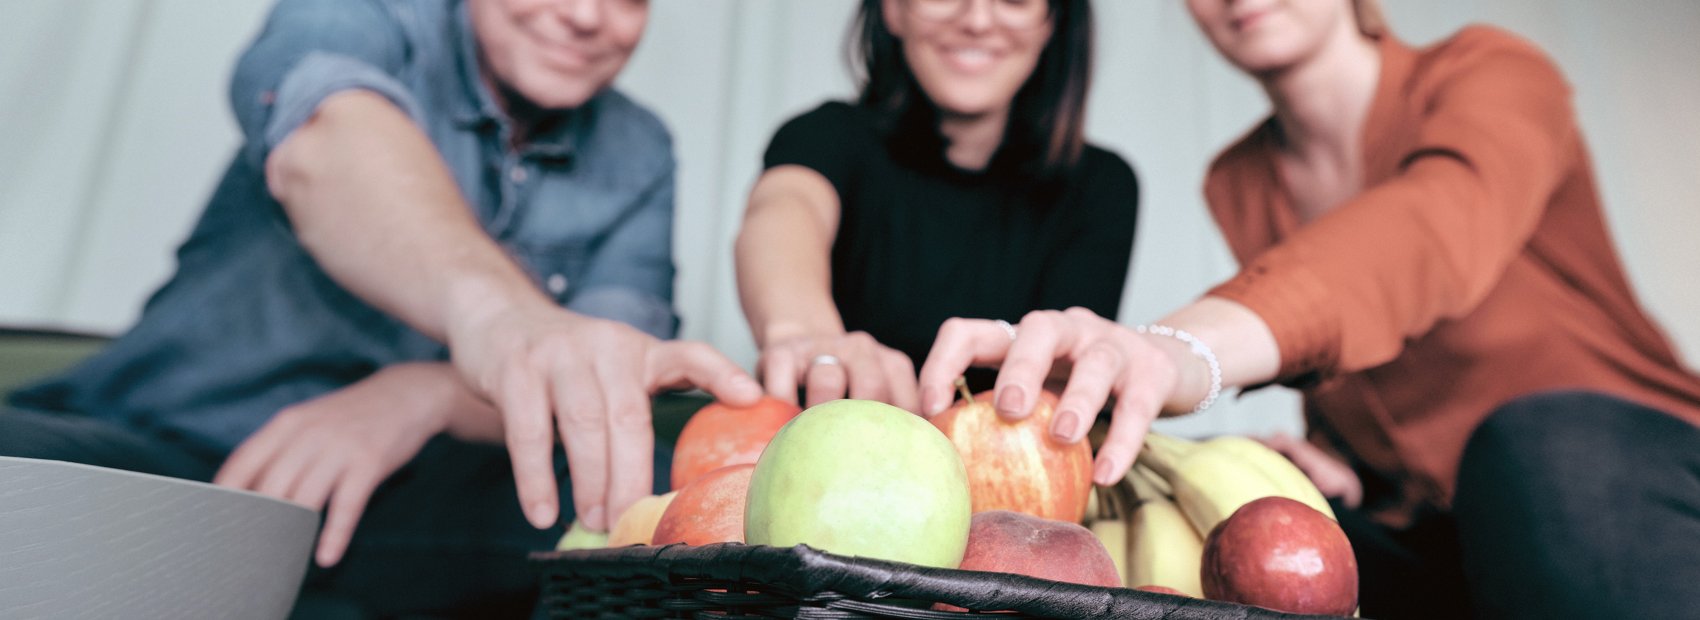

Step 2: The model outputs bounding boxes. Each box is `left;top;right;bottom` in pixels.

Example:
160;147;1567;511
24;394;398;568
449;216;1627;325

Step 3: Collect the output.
917;1;1700;617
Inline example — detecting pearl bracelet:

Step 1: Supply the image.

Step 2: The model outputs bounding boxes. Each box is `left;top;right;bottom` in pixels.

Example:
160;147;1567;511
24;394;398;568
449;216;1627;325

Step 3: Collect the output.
1134;324;1222;414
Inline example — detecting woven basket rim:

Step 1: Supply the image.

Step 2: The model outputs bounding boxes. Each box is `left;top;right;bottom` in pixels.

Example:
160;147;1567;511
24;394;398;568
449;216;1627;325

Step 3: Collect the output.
533;543;1353;619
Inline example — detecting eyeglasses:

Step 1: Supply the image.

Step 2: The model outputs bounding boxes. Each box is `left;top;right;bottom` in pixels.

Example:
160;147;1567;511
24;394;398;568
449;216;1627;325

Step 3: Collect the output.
907;0;1052;30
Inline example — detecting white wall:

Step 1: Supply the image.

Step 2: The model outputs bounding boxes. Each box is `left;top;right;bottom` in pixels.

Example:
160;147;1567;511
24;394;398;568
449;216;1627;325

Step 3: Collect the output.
2;1;1697;437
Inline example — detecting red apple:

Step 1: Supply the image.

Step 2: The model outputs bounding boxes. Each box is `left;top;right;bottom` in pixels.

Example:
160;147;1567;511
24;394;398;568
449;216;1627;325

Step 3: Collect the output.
931;389;1093;523
1201;497;1358;616
959;510;1121;588
672;397;800;489
652;464;755;546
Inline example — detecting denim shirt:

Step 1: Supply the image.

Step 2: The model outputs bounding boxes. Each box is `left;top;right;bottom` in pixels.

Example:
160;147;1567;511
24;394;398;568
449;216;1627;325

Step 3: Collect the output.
10;0;679;454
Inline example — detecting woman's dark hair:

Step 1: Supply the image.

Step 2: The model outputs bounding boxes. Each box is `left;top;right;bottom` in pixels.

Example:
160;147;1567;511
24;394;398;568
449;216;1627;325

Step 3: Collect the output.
850;0;1094;180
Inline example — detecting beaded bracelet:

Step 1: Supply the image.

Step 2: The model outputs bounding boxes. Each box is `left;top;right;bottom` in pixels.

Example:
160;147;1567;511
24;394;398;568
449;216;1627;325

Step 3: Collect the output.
1134;324;1222;414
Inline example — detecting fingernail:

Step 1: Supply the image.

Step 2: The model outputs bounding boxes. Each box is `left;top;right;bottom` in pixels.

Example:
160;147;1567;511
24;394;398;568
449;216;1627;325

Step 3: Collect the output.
919;386;941;416
530;501;557;528
584;505;606;531
1093;458;1121;485
1051;410;1081;442
732;376;761;397
995;386;1025;417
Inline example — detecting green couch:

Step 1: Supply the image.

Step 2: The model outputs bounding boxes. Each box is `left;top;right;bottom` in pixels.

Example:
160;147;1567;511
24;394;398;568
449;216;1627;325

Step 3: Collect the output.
0;328;110;399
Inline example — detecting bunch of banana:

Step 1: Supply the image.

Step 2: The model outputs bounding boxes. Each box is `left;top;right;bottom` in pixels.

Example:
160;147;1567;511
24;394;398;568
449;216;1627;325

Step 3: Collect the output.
1136;432;1336;537
1086;478;1134;585
1082;428;1336;597
1124;465;1204;596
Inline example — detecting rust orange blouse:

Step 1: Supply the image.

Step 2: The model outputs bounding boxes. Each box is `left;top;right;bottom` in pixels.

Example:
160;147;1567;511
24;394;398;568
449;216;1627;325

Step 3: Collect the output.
1203;26;1700;526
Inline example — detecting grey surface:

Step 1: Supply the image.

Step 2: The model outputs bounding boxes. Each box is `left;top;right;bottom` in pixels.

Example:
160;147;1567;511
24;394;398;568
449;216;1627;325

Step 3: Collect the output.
0;457;316;620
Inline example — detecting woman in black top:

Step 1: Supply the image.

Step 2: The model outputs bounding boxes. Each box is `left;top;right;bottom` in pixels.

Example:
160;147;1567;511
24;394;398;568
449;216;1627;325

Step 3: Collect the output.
735;0;1138;412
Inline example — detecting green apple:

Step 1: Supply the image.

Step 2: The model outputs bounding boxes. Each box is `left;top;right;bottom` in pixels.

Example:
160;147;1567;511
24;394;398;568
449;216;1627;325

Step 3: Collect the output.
744;399;972;568
555;519;609;551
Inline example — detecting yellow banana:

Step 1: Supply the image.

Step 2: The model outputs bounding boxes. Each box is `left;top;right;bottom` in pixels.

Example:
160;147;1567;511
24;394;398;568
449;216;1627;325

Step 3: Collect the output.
1138;432;1289;536
1086;483;1133;586
1125;465;1204;597
1200;435;1337;520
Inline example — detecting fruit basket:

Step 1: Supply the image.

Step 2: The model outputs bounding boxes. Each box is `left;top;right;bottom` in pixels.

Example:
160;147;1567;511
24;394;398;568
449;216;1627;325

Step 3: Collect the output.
531;543;1347;619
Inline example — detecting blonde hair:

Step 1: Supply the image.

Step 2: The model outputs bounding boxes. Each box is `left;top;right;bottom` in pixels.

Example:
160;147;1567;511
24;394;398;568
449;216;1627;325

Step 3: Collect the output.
1355;0;1387;38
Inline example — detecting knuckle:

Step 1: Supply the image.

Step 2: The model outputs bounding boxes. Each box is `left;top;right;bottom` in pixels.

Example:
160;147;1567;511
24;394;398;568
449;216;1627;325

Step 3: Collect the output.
1062;306;1098;322
847;331;876;347
511;422;554;445
608;404;652;432
1080;341;1125;370
1000;358;1047;380
560;407;605;430
938;317;970;338
676;340;714;361
522;342;557;368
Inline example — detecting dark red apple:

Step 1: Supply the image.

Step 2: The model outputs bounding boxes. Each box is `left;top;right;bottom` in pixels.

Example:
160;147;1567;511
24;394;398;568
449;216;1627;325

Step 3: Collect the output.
959;510;1121;587
1201;497;1357;616
671;397;800;489
651;464;755;546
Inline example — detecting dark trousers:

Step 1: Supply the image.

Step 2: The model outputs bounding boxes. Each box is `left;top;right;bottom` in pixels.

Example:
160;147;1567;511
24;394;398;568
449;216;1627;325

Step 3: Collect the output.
0;407;671;619
1339;390;1700;620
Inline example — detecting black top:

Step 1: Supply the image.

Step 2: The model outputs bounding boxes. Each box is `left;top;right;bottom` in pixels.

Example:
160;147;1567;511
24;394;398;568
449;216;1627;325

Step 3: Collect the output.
763;102;1140;385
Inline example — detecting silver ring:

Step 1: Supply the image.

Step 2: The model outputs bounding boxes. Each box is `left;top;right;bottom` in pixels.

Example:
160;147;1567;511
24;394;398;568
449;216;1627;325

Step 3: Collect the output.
994;319;1018;342
811;354;842;367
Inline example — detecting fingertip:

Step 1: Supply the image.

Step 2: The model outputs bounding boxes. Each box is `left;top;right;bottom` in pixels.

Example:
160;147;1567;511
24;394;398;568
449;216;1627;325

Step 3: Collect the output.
917;385;941;417
315;544;341;568
528;500;559;530
726;374;763;404
582;505;607;532
1092;455;1123;487
1050;409;1084;444
994;385;1028;420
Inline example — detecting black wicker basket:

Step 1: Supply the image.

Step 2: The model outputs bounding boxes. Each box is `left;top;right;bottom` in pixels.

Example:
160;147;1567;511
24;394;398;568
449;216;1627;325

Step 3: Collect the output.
532;543;1350;619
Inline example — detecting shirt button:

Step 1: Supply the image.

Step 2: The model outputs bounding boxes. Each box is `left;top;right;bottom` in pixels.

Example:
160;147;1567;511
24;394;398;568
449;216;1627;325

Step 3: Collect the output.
509;165;528;184
546;273;568;295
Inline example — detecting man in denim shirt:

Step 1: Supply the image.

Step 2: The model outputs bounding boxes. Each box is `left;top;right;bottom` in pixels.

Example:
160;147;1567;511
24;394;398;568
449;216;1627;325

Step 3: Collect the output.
2;0;761;614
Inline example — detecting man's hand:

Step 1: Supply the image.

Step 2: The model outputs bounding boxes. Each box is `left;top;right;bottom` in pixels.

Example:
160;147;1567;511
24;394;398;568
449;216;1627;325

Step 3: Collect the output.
450;303;762;533
213;363;460;567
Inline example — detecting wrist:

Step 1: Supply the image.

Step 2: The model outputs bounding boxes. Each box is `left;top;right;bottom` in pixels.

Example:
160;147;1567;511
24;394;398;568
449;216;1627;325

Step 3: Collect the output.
1136;325;1222;415
383;363;462;430
397;362;495;440
443;269;551;349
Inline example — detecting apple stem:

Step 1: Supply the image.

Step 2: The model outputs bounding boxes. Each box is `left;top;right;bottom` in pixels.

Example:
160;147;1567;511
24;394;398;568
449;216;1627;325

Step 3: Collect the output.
954;377;974;405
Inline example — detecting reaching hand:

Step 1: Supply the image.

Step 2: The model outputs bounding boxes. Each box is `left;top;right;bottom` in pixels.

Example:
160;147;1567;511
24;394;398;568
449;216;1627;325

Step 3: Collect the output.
450;304;762;533
919;308;1197;486
757;331;919;412
214;363;458;567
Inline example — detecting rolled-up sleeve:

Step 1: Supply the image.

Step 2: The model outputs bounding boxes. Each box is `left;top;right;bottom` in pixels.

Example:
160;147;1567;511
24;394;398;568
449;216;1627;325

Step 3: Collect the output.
229;0;420;166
